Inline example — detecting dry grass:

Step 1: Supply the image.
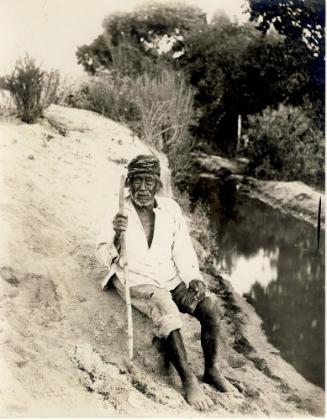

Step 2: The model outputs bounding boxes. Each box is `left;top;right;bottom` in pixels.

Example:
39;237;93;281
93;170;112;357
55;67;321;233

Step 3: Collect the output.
132;70;194;151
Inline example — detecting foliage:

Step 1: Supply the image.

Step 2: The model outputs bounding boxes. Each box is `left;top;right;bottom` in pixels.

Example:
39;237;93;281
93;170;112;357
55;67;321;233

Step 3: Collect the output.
74;1;324;187
172;187;216;267
84;74;141;124
102;1;205;48
247;0;325;56
246;0;325;128
79;69;195;176
0;76;6;89
175;20;312;155
76;2;205;76
41;70;60;108
246;105;324;188
5;55;59;123
76;36;156;77
131;70;195;173
55;75;88;107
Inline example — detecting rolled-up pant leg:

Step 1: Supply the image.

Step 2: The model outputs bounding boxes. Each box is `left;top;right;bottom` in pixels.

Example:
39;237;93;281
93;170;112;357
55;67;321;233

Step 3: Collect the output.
112;276;183;338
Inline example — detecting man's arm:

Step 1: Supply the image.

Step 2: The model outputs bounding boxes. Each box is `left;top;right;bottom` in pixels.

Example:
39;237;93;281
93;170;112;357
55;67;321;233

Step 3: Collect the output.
171;202;205;289
95;212;127;268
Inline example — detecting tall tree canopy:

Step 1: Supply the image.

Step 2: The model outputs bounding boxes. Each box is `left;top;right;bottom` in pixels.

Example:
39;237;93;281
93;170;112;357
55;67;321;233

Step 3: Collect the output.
247;0;325;127
76;1;324;155
247;0;325;56
76;2;206;76
174;19;312;154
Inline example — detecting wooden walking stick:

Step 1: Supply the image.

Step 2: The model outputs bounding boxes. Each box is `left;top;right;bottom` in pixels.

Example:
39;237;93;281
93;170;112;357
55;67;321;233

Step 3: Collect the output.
119;174;134;371
317;196;321;252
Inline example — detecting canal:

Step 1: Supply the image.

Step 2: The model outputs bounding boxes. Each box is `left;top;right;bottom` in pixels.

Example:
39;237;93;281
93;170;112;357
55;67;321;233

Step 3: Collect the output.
194;182;325;389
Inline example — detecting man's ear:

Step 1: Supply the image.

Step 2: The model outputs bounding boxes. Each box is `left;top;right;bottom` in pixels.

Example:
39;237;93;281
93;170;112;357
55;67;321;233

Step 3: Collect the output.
155;179;163;193
125;176;131;188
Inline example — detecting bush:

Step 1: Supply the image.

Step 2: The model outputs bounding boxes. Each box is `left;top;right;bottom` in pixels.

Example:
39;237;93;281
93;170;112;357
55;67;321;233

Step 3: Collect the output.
131;70;194;154
5;55;59;123
246;105;325;189
85;74;141;124
41;70;60;108
80;69;196;177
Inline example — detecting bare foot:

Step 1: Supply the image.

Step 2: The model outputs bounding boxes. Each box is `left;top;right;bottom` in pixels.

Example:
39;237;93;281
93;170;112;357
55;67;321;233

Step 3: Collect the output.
203;367;234;392
183;375;213;410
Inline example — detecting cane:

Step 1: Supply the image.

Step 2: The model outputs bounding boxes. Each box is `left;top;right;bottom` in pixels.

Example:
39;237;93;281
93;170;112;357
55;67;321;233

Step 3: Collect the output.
119;174;134;371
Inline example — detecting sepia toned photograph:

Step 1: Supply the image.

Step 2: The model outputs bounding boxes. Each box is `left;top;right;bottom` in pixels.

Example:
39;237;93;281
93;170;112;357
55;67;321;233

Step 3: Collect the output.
0;0;325;417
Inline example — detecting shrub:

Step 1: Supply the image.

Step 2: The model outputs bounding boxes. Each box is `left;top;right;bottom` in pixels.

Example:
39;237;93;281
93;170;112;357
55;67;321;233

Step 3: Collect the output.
41;70;60;108
5;55;59;123
132;70;194;148
0;77;6;89
57;75;90;109
81;69;196;177
85;74;141;124
129;69;196;178
246;105;325;189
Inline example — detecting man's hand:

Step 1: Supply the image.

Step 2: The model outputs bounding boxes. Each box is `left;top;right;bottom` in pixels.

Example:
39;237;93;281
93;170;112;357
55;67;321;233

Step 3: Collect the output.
188;279;206;301
113;213;128;236
175;279;206;309
113;213;128;252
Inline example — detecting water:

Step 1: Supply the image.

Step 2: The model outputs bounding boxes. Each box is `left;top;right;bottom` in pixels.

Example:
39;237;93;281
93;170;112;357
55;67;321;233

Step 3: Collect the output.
202;189;325;389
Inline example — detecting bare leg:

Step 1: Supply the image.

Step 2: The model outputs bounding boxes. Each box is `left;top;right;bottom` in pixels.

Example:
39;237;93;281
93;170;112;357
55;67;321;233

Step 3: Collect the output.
164;329;213;410
194;297;234;392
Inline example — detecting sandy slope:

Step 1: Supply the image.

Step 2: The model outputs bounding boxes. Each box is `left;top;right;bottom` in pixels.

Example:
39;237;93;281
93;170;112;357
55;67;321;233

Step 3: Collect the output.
0;105;324;417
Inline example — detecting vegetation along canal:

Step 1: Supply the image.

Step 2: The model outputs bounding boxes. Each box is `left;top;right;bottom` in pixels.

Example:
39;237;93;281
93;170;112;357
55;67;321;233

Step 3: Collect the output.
194;183;325;390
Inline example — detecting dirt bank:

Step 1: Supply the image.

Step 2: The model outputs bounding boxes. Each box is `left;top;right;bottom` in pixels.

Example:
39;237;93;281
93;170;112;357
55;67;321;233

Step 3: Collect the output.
0;105;324;416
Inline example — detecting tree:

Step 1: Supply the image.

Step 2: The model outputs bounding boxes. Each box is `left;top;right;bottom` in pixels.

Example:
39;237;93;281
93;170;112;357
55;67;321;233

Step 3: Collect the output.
247;0;325;56
174;20;310;155
246;0;325;128
75;1;324;156
76;2;206;76
76;36;155;77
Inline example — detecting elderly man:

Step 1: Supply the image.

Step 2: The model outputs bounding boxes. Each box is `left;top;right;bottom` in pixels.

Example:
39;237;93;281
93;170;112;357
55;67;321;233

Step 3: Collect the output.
96;154;232;410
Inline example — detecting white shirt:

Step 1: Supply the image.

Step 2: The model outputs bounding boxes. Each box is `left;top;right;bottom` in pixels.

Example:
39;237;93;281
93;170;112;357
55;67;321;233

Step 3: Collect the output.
95;195;202;290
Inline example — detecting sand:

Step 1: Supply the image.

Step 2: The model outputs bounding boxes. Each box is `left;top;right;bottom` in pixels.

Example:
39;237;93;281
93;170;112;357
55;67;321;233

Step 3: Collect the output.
0;104;324;417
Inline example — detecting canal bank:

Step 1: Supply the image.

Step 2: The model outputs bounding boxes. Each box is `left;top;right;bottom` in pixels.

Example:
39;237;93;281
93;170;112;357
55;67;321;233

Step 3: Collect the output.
1;105;324;416
188;151;325;228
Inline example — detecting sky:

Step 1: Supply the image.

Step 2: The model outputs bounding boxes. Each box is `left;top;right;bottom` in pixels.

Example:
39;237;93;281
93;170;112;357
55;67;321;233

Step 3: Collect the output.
0;0;248;77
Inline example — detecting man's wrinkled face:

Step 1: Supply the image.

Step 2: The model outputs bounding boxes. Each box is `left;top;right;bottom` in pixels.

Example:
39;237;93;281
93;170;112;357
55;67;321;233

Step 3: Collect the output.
130;173;157;207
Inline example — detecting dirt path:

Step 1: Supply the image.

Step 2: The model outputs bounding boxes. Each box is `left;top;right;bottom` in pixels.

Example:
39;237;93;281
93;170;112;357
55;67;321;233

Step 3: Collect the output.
0;105;324;416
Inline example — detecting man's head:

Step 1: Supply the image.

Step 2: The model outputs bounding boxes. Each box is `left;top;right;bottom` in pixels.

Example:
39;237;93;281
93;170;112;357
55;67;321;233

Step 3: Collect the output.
126;154;162;208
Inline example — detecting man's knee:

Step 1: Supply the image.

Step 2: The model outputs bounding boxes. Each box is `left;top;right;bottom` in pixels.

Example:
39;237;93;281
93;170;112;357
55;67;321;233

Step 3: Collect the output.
151;288;174;306
150;288;181;317
195;296;219;325
150;288;183;338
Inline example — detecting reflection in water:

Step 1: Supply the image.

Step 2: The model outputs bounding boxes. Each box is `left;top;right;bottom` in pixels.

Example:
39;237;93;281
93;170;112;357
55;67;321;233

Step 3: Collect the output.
218;248;279;296
206;192;325;389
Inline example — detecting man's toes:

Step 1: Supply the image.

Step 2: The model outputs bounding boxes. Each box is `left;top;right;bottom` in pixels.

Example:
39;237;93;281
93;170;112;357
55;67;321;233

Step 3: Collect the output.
199;397;212;411
199;400;206;411
201;401;208;411
191;400;201;410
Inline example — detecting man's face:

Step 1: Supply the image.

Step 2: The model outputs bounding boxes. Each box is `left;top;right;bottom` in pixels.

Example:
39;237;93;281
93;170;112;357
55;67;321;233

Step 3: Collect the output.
130;173;157;208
